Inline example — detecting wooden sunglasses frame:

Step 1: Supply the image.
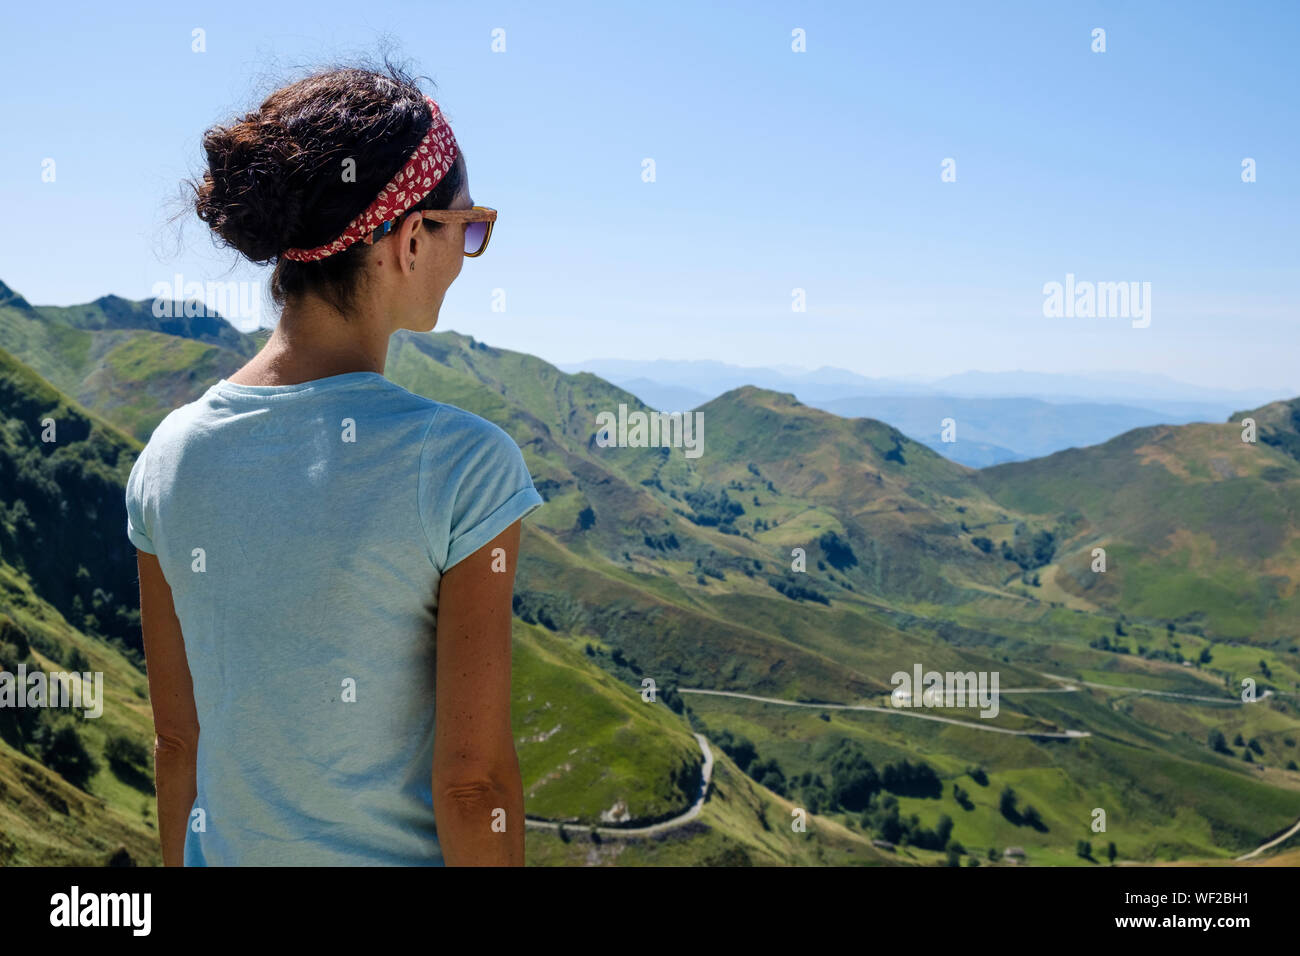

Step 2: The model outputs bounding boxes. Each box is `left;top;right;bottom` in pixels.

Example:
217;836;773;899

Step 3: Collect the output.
364;205;497;257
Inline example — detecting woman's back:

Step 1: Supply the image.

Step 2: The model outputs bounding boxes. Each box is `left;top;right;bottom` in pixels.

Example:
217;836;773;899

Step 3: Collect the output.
127;371;540;865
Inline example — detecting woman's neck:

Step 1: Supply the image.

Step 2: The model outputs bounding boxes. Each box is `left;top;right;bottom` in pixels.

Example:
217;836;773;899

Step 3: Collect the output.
228;295;391;386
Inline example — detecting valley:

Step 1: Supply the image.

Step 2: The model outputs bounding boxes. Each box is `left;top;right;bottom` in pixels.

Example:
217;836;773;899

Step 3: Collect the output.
2;280;1299;866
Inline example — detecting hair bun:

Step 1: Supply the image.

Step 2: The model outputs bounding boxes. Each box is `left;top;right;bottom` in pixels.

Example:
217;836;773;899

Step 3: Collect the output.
194;113;304;263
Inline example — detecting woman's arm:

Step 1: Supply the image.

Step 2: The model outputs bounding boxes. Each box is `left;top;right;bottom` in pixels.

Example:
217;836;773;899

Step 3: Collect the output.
136;550;200;866
432;520;526;866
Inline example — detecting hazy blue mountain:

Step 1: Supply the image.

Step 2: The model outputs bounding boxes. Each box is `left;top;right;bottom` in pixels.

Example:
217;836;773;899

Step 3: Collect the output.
617;377;711;412
558;358;933;401
812;395;1220;466
567;358;1286;465
927;370;1284;408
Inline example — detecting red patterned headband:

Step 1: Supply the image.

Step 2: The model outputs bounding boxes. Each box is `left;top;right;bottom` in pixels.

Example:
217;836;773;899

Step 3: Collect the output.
280;96;460;262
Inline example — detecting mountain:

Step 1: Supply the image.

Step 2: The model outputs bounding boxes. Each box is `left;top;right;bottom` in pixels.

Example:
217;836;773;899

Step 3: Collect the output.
5;280;1300;867
0;290;260;441
616;377;711;414
569;360;1270;466
930;370;1286;408
815;395;1221;467
977;398;1300;640
0;347;161;864
560;358;934;403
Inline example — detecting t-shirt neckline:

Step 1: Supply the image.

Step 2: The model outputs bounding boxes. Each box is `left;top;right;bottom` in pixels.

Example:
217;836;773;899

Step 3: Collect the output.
212;371;390;399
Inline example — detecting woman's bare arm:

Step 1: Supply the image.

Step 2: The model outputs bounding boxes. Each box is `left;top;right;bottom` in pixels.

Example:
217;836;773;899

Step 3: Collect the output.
432;520;526;866
136;550;200;866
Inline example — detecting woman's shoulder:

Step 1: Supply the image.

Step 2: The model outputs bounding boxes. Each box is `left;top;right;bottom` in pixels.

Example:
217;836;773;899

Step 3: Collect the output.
422;401;525;461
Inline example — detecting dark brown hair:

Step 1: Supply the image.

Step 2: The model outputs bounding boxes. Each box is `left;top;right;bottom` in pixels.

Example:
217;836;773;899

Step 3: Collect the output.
191;61;465;315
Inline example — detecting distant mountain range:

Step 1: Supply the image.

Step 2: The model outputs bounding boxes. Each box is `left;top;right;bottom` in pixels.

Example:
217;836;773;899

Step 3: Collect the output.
4;279;1300;867
563;358;1289;467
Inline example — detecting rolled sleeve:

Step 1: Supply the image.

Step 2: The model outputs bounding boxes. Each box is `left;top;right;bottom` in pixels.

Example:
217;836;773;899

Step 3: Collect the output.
124;448;157;554
421;408;544;573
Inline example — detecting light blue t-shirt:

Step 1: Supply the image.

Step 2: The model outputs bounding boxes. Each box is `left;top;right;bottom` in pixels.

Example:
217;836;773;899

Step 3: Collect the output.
124;371;543;866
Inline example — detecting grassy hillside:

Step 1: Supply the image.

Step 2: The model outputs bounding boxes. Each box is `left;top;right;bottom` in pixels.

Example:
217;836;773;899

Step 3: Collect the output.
0;345;160;863
0;283;259;440
976;401;1300;641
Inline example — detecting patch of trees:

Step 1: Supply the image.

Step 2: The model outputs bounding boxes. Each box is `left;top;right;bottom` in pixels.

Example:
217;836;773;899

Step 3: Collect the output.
998;785;1047;831
999;523;1056;571
680;488;745;530
859;794;954;851
642;531;679;551
0;375;142;656
1258;403;1300;462
0;635;99;791
816;530;858;572
881;758;943;798
766;575;830;605
1089;633;1132;654
694;557;725;581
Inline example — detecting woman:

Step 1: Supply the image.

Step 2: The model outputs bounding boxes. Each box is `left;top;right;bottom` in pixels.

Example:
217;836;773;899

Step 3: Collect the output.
126;64;542;866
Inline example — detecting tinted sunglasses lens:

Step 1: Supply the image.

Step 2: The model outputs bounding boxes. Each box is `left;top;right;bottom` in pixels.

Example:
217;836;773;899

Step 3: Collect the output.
464;220;488;255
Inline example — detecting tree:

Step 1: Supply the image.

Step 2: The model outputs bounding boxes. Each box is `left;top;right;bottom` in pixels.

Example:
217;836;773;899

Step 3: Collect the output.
999;786;1018;819
1107;841;1117;864
1208;729;1231;754
828;740;881;812
105;732;149;775
33;717;98;789
1076;840;1092;860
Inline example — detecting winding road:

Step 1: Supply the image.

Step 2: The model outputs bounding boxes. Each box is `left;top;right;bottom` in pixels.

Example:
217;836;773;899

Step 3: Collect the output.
677;687;1091;738
525;677;1296;856
524;733;714;837
1235;817;1300;861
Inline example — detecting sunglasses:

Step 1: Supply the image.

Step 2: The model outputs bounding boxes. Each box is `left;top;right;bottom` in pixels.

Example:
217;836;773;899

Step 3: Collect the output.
365;205;497;257
422;206;496;257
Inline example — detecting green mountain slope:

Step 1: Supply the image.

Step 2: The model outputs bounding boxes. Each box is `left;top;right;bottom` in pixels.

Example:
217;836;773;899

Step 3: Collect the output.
976;401;1300;640
0;283;259;440
0;347;159;863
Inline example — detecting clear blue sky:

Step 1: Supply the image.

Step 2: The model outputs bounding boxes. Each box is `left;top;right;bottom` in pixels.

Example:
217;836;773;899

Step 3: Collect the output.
1;0;1297;392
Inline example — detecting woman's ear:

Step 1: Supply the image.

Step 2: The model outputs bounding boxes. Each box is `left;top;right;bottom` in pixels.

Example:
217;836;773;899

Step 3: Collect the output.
400;211;425;271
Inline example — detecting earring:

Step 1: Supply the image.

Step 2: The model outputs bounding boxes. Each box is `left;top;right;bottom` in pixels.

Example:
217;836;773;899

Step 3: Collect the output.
410;262;415;272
